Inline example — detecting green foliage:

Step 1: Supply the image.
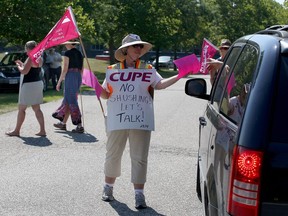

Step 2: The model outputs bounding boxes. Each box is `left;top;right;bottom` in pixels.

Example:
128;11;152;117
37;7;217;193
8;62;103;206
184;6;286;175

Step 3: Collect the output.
1;0;288;57
0;0;95;46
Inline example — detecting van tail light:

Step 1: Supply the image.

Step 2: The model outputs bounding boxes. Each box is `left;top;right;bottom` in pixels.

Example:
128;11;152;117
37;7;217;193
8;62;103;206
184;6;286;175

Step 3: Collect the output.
227;146;263;216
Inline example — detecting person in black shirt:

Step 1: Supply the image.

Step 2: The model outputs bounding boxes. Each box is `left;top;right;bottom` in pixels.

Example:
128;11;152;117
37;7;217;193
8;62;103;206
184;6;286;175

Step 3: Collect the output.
5;40;46;137
52;40;84;133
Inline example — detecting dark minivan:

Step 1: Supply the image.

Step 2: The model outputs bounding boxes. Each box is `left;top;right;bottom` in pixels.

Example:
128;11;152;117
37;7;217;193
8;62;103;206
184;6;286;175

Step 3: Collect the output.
185;26;288;216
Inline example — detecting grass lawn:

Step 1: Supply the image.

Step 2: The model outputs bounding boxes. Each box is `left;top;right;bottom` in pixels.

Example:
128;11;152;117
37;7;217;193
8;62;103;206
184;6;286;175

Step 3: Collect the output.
0;54;177;115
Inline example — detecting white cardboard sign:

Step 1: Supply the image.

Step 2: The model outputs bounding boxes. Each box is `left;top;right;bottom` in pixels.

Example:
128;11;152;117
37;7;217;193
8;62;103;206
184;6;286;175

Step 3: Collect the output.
105;69;157;132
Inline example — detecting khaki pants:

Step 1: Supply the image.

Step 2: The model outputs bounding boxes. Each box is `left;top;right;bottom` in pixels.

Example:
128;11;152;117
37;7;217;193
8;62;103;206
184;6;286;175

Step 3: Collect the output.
104;129;151;184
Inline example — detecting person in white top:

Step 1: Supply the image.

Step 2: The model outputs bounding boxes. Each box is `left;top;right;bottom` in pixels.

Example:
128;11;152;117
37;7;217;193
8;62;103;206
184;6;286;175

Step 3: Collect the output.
228;83;250;125
46;48;62;90
100;34;179;209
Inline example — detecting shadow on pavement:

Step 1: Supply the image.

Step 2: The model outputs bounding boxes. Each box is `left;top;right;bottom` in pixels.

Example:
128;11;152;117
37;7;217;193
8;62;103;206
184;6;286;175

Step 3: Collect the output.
54;130;99;143
109;200;165;216
20;136;52;147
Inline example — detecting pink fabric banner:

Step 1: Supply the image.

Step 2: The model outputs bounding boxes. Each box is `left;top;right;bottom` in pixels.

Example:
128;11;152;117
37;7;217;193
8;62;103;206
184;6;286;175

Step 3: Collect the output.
199;38;218;74
82;68;102;99
173;54;200;78
28;6;80;63
227;72;236;95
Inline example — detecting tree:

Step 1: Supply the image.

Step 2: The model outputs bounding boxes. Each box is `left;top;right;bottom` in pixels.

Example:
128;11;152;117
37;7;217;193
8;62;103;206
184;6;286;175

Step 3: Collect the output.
0;0;95;47
206;0;288;42
1;0;288;62
87;0;124;64
118;0;185;68
88;0;184;66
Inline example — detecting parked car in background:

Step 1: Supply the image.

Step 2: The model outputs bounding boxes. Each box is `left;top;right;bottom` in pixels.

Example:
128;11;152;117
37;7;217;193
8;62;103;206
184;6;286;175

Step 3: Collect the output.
0;51;49;92
152;56;174;69
185;25;288;215
95;50;110;61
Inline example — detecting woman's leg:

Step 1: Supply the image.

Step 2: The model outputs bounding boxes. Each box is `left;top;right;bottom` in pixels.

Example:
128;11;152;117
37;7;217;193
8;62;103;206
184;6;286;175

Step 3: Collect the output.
6;104;27;136
102;130;128;201
129;130;151;186
63;105;70;124
129;130;151;209
32;104;46;136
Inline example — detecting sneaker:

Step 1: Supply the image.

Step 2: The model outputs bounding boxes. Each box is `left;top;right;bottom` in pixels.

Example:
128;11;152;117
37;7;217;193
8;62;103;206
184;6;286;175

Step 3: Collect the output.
72;126;84;133
53;122;66;130
135;193;147;209
102;186;114;202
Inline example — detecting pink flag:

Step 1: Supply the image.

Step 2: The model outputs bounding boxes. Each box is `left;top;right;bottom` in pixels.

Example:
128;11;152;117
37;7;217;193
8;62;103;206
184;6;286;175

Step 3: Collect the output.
82;68;103;99
199;38;218;74
28;6;80;63
227;72;236;95
173;54;200;78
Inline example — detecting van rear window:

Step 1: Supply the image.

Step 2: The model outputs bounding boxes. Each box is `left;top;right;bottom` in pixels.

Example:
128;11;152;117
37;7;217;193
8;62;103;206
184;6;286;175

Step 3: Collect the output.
271;56;288;142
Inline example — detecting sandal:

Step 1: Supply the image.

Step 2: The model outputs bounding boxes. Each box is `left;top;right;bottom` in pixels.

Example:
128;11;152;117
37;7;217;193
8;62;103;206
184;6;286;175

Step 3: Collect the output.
5;131;20;137
72;126;84;133
35;132;47;137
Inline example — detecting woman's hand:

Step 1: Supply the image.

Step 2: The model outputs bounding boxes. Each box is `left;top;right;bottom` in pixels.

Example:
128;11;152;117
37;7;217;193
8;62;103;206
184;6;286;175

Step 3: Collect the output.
56;82;61;91
15;60;23;67
206;58;223;73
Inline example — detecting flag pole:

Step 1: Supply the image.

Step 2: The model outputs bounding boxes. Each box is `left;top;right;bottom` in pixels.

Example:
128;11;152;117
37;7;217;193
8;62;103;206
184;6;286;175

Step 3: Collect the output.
79;36;105;118
79;82;85;129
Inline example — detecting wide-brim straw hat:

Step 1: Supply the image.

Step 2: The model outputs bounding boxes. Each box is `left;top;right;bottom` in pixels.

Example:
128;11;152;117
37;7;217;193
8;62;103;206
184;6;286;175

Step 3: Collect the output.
61;40;80;45
115;34;152;61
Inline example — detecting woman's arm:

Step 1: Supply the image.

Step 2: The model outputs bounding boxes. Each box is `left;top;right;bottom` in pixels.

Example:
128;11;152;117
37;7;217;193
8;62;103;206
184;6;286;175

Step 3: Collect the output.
100;88;109;99
36;57;43;67
154;75;179;90
100;80;111;99
15;58;31;75
56;56;69;91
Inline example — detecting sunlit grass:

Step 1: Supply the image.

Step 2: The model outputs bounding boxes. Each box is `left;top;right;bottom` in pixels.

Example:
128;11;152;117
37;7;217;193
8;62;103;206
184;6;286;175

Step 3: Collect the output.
0;55;177;114
0;57;107;114
0;93;19;114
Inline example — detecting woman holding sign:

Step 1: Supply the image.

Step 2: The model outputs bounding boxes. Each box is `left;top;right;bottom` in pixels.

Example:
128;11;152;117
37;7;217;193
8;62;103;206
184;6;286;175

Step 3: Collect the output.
100;34;179;209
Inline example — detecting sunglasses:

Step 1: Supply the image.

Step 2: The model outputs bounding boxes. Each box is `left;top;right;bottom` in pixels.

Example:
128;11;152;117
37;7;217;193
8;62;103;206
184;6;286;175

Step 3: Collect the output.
220;47;229;50
132;44;144;49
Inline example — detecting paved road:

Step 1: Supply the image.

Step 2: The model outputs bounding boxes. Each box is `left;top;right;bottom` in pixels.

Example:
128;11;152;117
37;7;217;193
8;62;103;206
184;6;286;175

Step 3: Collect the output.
0;76;208;216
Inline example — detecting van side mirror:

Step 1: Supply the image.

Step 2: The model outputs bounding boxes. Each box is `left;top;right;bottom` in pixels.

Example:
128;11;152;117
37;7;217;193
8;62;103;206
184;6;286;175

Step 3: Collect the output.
185;78;210;100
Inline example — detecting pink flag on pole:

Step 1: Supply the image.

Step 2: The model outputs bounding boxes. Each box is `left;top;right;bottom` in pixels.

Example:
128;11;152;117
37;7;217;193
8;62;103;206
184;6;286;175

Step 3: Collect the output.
173;54;200;78
199;38;218;74
28;6;80;63
227;72;236;95
82;68;103;99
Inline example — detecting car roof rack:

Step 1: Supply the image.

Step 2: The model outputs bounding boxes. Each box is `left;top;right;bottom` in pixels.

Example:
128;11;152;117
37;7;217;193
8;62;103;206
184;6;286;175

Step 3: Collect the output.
265;25;285;30
278;25;288;31
255;25;288;38
256;30;288;37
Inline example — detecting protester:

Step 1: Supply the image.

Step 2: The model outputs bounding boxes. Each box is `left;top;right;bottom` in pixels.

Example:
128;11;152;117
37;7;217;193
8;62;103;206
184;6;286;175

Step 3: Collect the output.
52;40;84;133
100;33;179;209
228;83;251;125
46;48;62;90
207;58;227;73
209;39;232;84
5;41;46;137
217;39;231;61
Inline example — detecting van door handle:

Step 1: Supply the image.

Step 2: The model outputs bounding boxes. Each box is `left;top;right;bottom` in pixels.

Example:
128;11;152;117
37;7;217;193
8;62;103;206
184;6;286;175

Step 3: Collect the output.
199;117;207;126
